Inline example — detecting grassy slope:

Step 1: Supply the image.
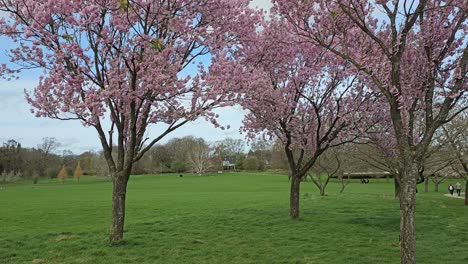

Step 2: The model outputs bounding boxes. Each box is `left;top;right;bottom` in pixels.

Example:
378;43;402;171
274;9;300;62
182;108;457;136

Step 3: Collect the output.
0;173;467;263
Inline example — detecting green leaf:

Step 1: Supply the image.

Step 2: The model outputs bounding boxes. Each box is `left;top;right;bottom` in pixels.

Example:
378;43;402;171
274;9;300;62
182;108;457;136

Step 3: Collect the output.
150;39;165;52
61;34;73;41
120;0;130;11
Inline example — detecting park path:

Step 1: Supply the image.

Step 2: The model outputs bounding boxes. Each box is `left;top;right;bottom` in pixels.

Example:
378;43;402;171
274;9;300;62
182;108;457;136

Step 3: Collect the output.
444;193;465;199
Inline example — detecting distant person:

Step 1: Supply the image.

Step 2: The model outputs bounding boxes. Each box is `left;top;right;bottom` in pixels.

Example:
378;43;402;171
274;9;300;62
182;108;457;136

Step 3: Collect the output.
455;182;462;196
448;184;454;196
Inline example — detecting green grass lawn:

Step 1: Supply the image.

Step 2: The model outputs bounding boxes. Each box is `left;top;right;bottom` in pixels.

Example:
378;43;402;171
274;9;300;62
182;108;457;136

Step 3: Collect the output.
1;173;467;263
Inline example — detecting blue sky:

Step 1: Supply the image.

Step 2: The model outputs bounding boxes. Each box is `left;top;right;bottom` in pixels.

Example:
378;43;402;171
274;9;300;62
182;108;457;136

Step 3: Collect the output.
0;0;272;154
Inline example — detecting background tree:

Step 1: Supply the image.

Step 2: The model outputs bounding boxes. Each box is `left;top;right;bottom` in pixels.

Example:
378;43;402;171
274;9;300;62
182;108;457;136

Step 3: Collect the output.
217;19;375;219
0;0;259;241
170;160;187;174
78;151;96;176
62;150;76;176
73;162;83;183
270;139;289;172
441;109;468;205
211;138;246;171
243;156;262;171
185;137;211;174
147;145;172;174
338;173;351;194
0;140;23;183
247;139;273;170
213;138;246;157
165;137;191;173
273;1;467;262
57;165;68;184
37;137;61;178
308;149;342;196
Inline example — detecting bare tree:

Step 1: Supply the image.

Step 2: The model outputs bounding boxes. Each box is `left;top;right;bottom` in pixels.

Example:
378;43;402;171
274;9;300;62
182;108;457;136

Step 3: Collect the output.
186;137;211;174
338;173;351;194
37;137;61;178
213;138;245;157
422;152;454;193
441;110;468;205
308;150;342;196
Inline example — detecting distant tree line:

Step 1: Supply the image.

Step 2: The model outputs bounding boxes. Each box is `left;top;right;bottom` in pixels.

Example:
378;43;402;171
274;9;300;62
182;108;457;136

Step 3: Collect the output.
131;137;289;174
0;136;290;183
1;129;465;188
0;137;99;183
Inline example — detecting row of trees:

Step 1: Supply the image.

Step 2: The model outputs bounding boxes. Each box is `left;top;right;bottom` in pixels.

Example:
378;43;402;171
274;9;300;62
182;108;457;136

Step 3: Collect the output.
0;137;77;182
134;137;286;174
1;1;466;262
0;136;283;181
3;130;464;195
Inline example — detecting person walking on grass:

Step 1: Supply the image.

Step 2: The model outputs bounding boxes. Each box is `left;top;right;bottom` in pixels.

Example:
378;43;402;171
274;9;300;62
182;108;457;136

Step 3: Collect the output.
448;184;455;196
455;182;462;197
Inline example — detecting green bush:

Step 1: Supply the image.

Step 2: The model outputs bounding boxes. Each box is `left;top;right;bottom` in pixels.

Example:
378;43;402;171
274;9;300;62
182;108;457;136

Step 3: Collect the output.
243;156;261;171
171;160;187;173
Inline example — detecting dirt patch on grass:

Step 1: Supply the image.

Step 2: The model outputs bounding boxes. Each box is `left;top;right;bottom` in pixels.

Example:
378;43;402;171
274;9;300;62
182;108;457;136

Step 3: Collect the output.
55;234;75;241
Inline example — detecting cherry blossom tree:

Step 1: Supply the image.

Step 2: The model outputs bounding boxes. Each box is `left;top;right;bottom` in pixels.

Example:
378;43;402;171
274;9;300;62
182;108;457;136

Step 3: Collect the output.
0;0;258;242
214;18;376;218
273;1;467;262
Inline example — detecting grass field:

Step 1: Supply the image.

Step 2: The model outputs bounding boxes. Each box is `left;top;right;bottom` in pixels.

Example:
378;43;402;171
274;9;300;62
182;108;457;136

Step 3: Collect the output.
1;172;467;263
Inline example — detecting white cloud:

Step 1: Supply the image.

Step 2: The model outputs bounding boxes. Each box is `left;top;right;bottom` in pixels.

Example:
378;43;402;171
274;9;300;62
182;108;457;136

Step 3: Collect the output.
0;79;100;152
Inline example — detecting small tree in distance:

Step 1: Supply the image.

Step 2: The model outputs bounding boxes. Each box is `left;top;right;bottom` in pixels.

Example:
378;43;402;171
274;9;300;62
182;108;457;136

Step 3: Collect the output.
57;165;68;184
74;162;83;183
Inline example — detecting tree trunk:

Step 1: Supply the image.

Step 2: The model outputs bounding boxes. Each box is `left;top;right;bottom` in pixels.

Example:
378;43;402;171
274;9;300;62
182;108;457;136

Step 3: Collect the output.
399;164;418;264
290;175;301;219
339;179;348;193
424;177;428;193
394;178;401;198
320;187;325;196
465;179;468;206
434;181;439;192
109;174;129;242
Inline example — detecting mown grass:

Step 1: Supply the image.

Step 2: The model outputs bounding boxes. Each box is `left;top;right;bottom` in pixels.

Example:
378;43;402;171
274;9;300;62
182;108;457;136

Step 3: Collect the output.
0;172;467;263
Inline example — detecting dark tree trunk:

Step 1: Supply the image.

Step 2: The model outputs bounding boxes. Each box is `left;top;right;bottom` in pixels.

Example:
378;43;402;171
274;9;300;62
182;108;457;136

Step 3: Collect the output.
399;164;418;264
465;179;468;206
290;175;301;219
394;178;401;198
310;175;329;196
434;181;439;192
319;187;325;196
424;177;429;193
109;173;129;242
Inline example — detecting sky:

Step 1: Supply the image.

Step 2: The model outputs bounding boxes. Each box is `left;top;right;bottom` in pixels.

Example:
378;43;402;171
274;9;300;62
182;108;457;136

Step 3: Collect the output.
0;0;273;154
